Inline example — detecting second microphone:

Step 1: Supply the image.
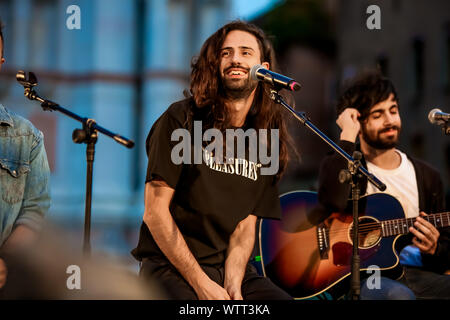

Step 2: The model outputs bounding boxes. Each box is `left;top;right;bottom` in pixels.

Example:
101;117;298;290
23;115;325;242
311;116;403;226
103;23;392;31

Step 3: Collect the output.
250;64;302;92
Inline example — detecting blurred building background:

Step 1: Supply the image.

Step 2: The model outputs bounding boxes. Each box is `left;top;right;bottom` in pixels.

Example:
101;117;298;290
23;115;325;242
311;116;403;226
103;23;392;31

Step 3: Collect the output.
0;0;449;270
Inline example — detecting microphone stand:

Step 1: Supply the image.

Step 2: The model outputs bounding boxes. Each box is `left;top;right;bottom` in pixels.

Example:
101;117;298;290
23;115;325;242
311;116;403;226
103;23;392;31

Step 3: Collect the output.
16;71;134;257
339;150;363;300
269;89;386;300
442;122;450;135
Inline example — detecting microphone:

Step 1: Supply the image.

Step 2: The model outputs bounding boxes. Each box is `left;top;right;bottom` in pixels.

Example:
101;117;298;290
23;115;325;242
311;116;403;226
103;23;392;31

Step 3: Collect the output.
16;70;38;89
250;64;301;92
428;108;450;124
16;70;45;103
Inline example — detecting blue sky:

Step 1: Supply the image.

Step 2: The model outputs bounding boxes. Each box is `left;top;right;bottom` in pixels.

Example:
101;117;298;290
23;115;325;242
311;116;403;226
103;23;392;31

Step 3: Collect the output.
231;0;283;20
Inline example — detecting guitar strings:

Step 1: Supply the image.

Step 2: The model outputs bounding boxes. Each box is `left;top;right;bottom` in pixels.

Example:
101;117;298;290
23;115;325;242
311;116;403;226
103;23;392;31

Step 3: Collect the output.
324;221;447;236
320;213;450;236
325;223;407;236
327;223;406;234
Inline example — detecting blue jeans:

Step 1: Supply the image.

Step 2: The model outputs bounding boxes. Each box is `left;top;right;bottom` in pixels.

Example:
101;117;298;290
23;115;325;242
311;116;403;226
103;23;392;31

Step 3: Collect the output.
360;276;416;300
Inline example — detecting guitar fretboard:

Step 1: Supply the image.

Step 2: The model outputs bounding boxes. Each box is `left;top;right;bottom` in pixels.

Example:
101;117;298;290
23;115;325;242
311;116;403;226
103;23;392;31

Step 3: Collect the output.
380;212;450;237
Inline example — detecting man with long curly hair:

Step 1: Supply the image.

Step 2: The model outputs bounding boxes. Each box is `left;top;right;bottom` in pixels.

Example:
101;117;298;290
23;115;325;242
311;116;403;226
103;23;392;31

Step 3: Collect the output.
132;21;292;300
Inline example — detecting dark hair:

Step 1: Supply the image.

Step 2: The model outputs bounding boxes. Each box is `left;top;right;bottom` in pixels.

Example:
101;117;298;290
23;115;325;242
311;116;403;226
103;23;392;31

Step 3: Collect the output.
336;71;398;119
188;20;293;181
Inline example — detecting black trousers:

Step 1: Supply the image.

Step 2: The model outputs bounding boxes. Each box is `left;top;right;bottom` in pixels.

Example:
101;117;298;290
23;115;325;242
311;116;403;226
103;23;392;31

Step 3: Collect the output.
140;257;293;300
400;266;450;299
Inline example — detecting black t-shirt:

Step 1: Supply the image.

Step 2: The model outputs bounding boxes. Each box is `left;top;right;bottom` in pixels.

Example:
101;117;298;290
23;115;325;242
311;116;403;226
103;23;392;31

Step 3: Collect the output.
131;98;282;266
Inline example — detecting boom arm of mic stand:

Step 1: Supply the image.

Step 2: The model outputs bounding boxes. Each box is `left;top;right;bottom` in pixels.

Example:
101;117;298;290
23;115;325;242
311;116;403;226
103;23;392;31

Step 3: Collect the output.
269;90;386;191
20;81;135;256
24;88;135;148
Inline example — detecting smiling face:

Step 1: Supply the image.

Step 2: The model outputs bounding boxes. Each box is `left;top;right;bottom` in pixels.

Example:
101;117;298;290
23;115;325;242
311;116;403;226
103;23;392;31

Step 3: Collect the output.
360;93;402;150
219;30;269;99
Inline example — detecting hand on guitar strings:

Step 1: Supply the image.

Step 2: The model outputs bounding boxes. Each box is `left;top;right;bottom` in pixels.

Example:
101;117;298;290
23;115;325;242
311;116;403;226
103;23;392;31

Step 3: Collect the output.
409;211;440;255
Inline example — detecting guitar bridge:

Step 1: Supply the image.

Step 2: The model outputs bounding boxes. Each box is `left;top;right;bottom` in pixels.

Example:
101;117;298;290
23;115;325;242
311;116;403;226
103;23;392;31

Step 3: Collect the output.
317;223;329;259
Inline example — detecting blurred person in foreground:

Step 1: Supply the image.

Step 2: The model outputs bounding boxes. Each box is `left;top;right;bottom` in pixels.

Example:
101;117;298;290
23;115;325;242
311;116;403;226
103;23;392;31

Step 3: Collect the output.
0;224;164;299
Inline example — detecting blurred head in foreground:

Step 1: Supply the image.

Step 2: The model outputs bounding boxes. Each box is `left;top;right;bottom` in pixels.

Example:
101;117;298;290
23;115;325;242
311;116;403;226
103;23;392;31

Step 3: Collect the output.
0;224;166;299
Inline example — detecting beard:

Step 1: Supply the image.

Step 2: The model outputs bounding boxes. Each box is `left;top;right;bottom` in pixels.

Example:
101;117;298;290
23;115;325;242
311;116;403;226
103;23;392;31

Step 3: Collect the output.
361;125;401;150
221;66;258;100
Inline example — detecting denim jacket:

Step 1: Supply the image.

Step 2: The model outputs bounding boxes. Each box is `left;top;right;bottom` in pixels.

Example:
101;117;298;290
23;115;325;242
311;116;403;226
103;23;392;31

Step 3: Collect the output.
0;103;50;247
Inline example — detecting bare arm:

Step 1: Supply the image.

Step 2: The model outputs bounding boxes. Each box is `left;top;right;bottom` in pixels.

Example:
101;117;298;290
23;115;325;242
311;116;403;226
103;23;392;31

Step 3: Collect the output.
224;214;257;300
143;180;230;300
0;258;6;289
0;224;39;289
1;225;38;253
0;225;37;289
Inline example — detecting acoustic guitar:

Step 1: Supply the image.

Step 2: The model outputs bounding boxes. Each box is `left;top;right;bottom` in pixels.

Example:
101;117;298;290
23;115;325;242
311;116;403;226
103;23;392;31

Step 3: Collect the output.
257;191;450;299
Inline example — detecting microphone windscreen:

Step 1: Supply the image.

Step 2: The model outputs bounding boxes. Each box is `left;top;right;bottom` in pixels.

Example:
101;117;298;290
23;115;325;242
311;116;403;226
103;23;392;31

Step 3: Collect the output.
428;108;442;124
250;64;263;81
16;70;26;84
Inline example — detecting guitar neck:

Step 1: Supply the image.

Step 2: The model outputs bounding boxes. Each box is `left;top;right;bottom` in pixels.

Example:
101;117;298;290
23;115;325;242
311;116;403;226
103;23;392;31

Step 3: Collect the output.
381;212;450;237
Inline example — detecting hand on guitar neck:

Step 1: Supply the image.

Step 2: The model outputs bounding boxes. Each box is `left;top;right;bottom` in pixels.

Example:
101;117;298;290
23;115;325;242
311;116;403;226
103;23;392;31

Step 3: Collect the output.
258;191;450;300
409;211;440;255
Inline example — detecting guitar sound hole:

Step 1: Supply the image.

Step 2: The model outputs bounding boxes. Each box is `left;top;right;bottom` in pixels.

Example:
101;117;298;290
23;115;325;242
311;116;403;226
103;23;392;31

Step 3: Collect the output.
349;217;381;248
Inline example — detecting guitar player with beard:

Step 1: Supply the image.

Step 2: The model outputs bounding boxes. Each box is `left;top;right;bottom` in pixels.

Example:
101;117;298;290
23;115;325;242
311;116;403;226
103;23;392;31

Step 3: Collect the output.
318;71;450;299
